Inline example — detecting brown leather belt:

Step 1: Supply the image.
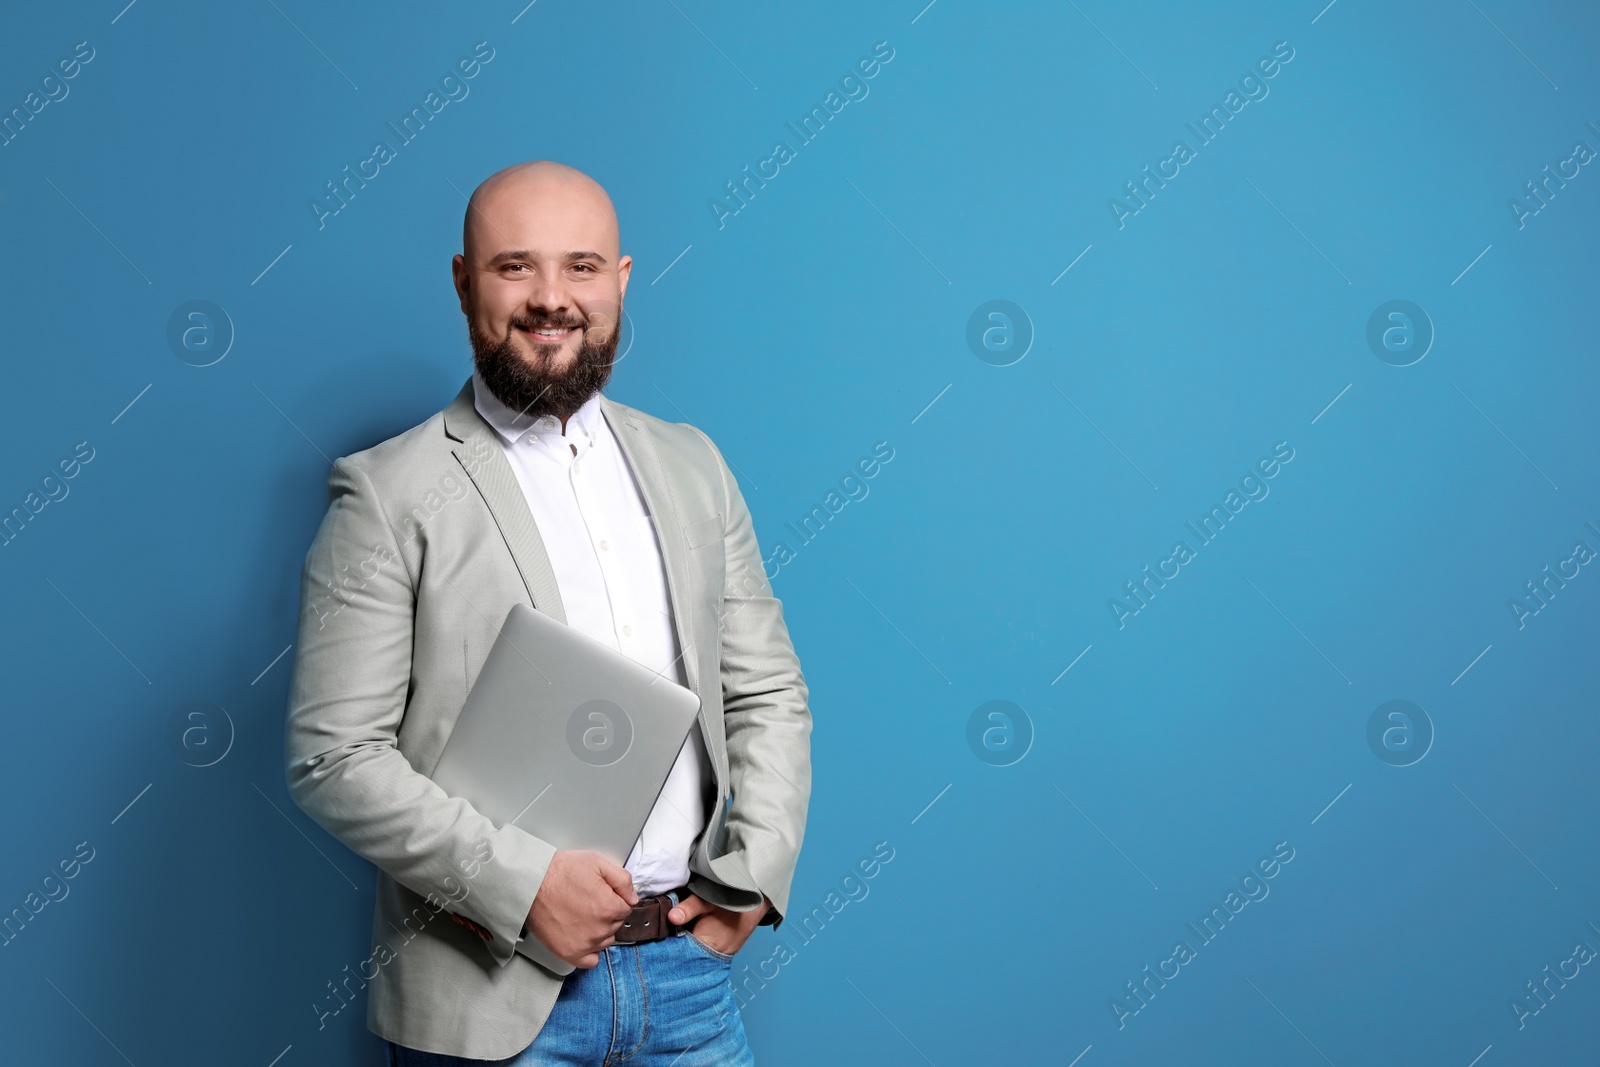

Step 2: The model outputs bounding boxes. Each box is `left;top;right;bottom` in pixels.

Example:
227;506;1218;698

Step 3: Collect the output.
613;884;693;945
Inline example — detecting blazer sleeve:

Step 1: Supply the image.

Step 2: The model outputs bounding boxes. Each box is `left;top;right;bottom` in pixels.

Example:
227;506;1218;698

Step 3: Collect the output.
284;456;555;967
691;427;813;924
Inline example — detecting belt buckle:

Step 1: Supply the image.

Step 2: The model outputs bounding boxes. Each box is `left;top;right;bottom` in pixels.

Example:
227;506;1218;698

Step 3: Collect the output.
616;894;661;945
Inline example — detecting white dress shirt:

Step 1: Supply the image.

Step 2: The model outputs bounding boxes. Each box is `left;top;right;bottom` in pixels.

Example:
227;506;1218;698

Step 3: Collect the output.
472;372;710;897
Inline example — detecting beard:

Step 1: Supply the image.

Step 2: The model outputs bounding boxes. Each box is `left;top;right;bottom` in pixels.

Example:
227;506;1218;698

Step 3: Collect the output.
468;306;620;424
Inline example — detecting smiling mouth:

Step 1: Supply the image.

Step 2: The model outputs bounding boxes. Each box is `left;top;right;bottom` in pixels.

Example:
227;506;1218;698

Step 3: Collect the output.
516;323;581;344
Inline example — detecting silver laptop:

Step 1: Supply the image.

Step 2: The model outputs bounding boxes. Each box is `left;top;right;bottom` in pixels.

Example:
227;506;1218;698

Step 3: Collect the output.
429;602;702;975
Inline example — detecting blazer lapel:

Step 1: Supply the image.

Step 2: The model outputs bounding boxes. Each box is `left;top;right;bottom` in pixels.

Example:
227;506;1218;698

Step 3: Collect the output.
600;395;702;696
441;380;567;625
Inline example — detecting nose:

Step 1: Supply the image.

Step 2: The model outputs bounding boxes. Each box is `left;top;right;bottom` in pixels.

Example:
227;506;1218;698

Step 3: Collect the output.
524;266;575;320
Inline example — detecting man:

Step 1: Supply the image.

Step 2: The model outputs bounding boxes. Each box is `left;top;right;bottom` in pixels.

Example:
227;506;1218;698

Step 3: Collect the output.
285;161;812;1064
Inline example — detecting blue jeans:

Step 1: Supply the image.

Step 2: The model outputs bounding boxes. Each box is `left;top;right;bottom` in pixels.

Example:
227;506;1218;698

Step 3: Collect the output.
385;931;755;1066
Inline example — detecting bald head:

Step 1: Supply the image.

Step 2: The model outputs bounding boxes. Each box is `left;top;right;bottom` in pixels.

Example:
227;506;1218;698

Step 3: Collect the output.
462;160;620;267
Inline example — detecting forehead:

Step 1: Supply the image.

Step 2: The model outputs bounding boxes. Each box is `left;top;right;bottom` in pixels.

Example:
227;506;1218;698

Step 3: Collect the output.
469;179;618;261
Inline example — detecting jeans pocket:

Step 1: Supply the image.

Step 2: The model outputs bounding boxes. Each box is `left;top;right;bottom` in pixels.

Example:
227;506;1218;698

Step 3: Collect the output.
681;930;736;964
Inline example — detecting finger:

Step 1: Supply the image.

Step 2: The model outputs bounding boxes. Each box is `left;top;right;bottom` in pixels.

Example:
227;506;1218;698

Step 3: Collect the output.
594;860;638;906
574;953;600;969
667;893;710;925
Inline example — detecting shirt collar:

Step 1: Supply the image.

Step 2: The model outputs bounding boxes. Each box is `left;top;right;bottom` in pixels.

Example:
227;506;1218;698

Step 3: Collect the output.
472;370;605;446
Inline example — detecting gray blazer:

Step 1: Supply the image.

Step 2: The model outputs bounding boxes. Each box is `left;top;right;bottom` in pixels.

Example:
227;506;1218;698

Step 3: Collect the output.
284;379;812;1058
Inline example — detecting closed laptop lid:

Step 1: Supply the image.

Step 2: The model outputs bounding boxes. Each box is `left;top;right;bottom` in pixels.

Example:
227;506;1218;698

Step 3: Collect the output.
429;602;703;867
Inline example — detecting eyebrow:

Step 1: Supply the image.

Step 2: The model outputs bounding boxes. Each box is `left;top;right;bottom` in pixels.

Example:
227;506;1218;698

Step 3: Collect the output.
486;249;609;266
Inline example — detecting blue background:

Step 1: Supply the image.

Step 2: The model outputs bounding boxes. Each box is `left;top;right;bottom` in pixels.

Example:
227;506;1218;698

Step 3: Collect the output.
2;0;1597;1063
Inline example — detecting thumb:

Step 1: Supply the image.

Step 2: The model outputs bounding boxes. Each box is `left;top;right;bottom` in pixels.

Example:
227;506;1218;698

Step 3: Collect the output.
594;859;638;906
668;892;711;925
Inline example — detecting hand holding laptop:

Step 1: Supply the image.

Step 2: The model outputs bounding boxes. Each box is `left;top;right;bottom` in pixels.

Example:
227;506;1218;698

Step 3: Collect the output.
525;850;639;969
427;604;705;975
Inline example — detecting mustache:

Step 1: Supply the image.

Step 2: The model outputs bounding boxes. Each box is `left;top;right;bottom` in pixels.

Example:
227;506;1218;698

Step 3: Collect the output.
508;312;588;332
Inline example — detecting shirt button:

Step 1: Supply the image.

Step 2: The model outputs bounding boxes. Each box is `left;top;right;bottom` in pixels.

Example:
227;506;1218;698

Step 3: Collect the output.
599;540;609;551
623;625;633;637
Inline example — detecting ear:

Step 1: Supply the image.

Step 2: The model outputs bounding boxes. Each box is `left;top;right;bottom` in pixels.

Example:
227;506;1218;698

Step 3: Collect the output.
452;253;471;315
616;253;632;304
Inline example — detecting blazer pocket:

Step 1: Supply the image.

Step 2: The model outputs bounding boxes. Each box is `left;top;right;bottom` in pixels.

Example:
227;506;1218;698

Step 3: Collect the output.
684;512;725;550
